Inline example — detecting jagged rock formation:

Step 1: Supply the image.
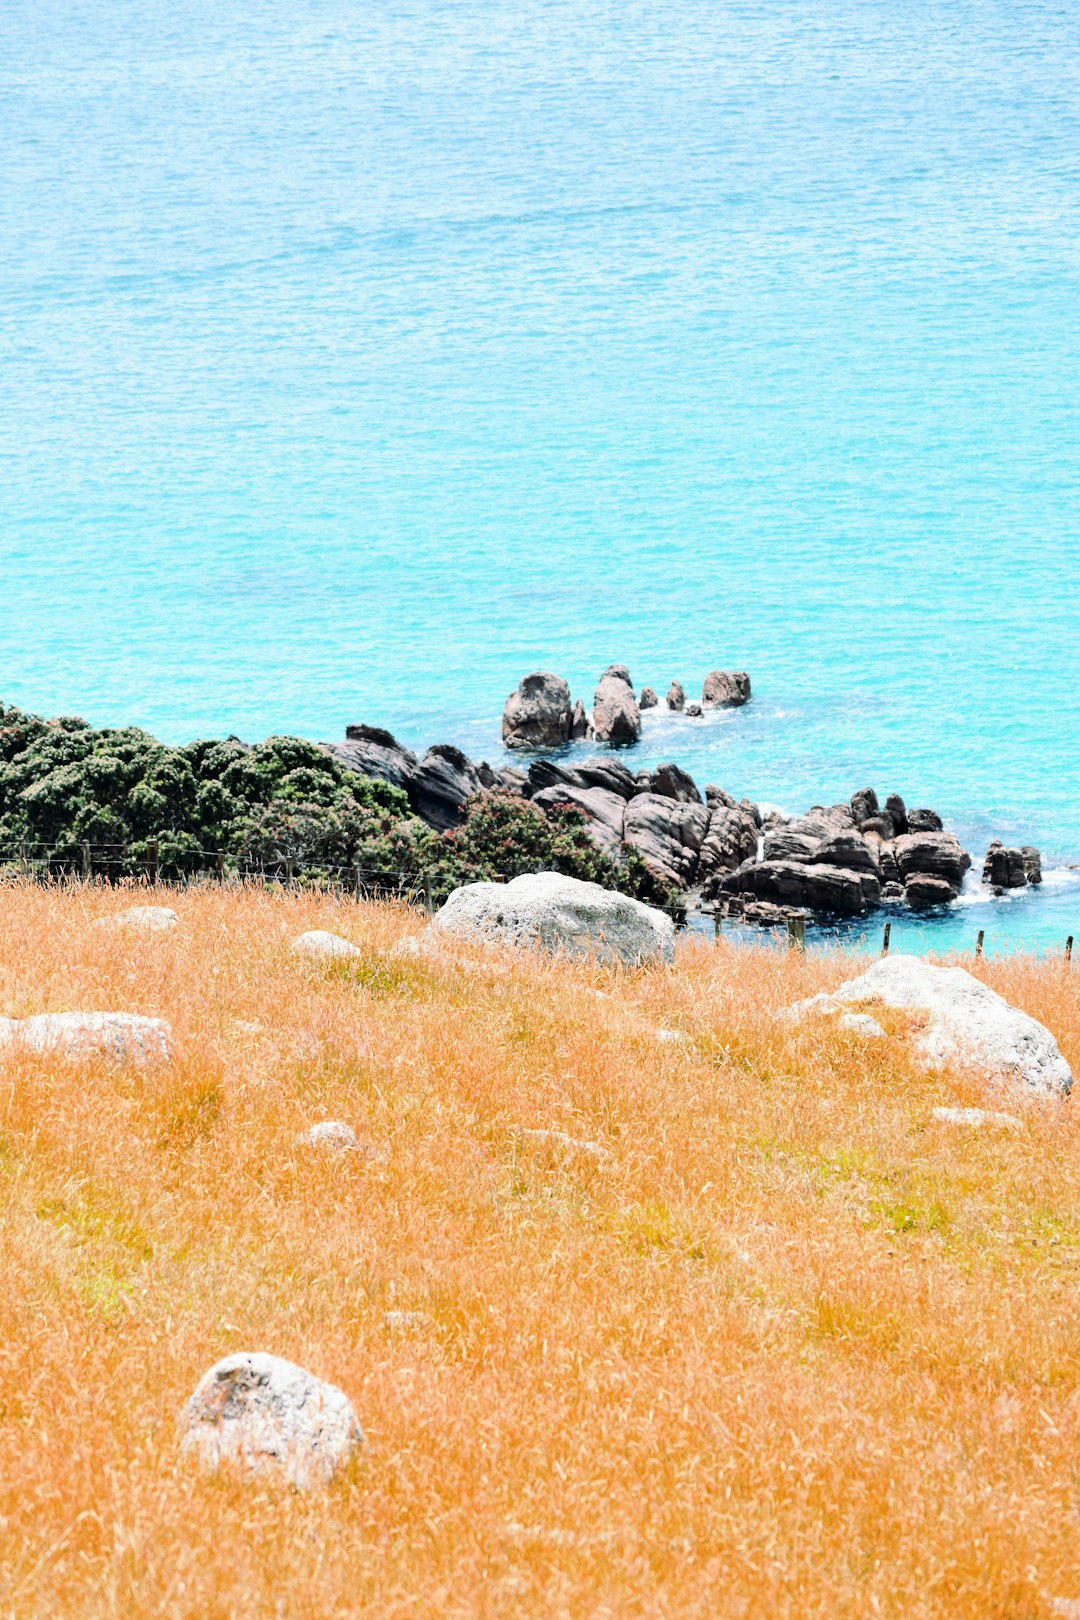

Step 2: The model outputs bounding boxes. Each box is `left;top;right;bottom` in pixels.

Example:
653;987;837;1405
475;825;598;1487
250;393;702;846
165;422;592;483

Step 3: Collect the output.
501;673;573;750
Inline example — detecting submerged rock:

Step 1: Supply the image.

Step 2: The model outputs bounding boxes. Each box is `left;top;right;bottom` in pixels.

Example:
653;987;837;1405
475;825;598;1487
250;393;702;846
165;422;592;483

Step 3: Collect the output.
501;673;572;751
430;871;675;965
180;1352;364;1488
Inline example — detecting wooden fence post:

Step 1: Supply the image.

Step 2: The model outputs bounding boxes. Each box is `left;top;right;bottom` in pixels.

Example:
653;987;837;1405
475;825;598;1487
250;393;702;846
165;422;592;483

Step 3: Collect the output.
786;915;806;952
216;851;225;884
18;836;28;878
882;921;891;955
1067;936;1074;965
146;839;158;887
975;929;984;958
423;872;433;916
81;841;91;883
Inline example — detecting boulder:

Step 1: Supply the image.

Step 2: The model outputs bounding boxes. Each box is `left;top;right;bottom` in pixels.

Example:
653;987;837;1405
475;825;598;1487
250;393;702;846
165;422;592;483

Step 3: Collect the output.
720;859;873;915
808;831;880;875
850;788;879;827
666;681;685;711
639;687;659;710
982;841;1027;889
495;766;530;796
706;784;739;810
429;872;675;966
762;826;819;864
529;784;626;856
893;831;970;893
291;930;361;960
622;794;710;885
788;954;1072;1097
907;808;943;833
331;726;418;794
884;793;909;836
0;1011;171;1065
299;1121;358;1151
1023;845;1043;885
591;666;641;746
698;804;760;890
702;670;751;708
649;762;702;804
409;745;482;829
501;673;572;751
180;1352;365;1488
98;905;179;931
569;699;589;739
685;702;703;718
905;874;955;908
838;1012;887;1038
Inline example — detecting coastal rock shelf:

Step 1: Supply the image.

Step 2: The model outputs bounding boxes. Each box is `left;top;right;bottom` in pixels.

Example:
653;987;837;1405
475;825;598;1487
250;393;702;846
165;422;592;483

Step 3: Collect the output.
327;724;1042;925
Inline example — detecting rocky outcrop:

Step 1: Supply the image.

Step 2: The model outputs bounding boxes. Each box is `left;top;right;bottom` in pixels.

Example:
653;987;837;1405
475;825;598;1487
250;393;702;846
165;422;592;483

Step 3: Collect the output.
334;725;418;794
501;673;573;750
787;955;1072;1098
650;762;702;804
409;745;482;830
591;666;641;746
666;681;685;711
698;803;760;892
719;859;878;915
180;1352;365;1488
702;670;751;709
623;794;710;886
569;699;589;739
530;783;627;856
528;756;638;801
892;831;970;894
430;871;675;965
639;687;658;710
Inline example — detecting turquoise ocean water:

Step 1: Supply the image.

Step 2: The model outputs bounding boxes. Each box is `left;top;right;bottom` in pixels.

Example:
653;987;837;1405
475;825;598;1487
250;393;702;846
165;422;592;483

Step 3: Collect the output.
2;0;1078;951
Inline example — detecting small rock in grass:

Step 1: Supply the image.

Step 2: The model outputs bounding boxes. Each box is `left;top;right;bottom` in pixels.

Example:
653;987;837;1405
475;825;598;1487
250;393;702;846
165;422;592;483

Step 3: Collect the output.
518;1126;609;1160
180;1351;364;1488
97;905;179;931
655;1027;691;1044
299;1120;358;1151
0;1010;171;1065
838;1012;887;1038
383;1309;432;1330
291;930;361;960
932;1106;1022;1130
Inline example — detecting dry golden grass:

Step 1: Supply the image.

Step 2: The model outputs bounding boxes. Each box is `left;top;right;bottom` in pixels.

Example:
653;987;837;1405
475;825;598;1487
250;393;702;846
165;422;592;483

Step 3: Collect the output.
1;881;1079;1618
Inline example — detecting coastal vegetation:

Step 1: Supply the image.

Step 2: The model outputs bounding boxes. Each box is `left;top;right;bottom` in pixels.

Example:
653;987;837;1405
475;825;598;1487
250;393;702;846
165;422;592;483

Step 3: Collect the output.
1;882;1079;1615
0;700;679;910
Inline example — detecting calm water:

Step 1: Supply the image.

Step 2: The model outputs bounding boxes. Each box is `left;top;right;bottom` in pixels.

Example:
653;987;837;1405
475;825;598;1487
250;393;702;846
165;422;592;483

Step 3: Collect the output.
2;0;1078;951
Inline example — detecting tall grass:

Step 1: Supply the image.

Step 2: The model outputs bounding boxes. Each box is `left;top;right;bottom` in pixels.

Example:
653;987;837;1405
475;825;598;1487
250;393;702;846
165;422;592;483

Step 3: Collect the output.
0;880;1078;1618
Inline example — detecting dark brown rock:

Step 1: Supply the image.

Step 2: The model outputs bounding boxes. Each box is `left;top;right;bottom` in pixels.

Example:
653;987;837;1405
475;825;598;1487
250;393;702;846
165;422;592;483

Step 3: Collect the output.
501;673;572;751
639;687;659;710
982;841;1027;889
702;670;751;709
850;788;879;826
905;874;955;908
666;681;685;712
808;831;881;875
329;728;418;795
720;859;873;915
528;757;638;800
592;667;641;746
649;762;702;804
907;808;943;833
1023;845;1042;885
569;699;589;739
623;794;710;885
685;702;703;718
893;831;970;892
884;793;908;835
408;745;482;830
698;806;761;894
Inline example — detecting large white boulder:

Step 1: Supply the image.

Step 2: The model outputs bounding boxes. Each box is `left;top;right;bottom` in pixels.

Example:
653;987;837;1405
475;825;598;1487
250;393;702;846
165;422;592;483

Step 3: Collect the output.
790;954;1071;1097
291;930;361;960
180;1352;364;1488
0;1011;172;1065
97;905;179;932
429;871;674;966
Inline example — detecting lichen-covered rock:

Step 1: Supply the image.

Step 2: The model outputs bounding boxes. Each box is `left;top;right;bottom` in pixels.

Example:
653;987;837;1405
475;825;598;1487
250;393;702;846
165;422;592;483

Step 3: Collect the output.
789;955;1072;1097
180;1352;364;1488
591;666;641;746
702;670;751;708
299;1121;358;1151
430;871;674;965
0;1011;172;1065
291;930;361;960
100;905;179;931
501;673;573;750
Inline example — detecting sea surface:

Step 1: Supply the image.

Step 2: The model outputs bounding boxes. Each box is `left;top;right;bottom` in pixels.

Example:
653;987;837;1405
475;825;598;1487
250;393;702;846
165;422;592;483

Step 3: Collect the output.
2;0;1078;952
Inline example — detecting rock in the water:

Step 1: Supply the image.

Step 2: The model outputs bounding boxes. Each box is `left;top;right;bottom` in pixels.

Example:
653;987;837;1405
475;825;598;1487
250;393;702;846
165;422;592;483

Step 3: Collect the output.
838;1012;887;1038
429;871;675;965
569;699;589;739
330;726;418;794
808;831;881;876
0;1010;172;1065
408;744;482;829
649;762;702;804
884;793;908;835
666;681;685;711
291;930;362;960
790;954;1072;1097
100;905;179;932
299;1121;358;1151
685;701;703;717
623;793;710;885
639;686;659;710
932;1106;1022;1129
982;841;1028;889
702;670;751;709
905;873;955;908
720;859;875;915
501;673;573;750
180;1352;364;1488
893;831;970;893
1023;845;1043;885
591;666;641;746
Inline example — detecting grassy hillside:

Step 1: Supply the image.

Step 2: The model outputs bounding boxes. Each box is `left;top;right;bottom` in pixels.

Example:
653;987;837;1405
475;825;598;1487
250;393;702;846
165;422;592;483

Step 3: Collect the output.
0;883;1078;1617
